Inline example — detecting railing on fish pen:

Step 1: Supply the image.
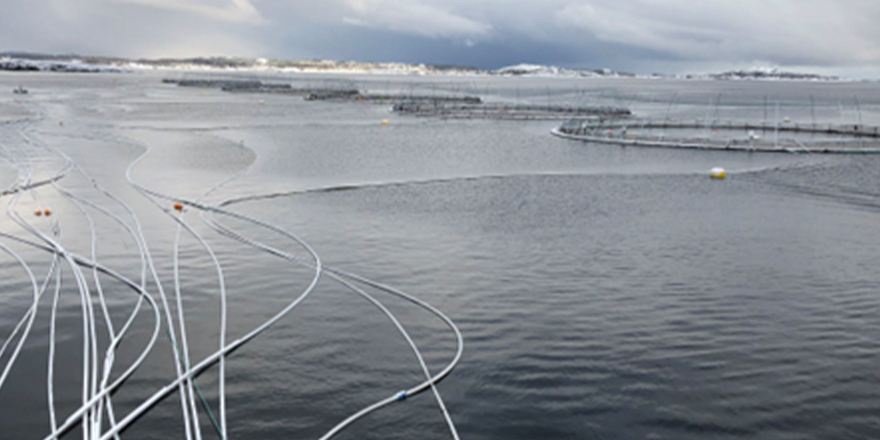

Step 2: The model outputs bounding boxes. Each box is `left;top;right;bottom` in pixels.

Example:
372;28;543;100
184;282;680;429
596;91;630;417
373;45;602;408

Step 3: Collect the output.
554;117;880;154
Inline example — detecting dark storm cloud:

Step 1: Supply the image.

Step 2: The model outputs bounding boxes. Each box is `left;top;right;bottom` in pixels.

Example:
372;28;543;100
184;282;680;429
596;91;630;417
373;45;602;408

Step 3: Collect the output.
278;21;678;73
1;0;879;74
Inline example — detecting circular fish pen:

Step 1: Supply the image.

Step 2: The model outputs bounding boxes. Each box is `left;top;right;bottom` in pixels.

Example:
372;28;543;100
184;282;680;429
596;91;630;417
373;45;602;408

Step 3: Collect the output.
553;118;880;154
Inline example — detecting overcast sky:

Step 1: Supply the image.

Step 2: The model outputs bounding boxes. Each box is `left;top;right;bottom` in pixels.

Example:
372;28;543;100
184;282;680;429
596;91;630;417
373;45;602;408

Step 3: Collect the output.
2;0;879;76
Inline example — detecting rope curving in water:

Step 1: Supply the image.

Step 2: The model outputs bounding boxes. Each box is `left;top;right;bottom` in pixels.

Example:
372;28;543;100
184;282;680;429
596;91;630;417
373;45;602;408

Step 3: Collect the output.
0;99;463;440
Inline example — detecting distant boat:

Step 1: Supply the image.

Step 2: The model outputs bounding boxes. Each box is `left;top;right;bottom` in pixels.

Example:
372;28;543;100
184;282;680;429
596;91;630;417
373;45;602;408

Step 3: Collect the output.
13;86;28;95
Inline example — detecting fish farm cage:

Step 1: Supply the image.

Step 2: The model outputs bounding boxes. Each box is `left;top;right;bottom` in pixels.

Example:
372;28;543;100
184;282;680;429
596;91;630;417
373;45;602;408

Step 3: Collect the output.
305;92;481;104
554;117;880;154
393;102;632;121
161;77;482;105
163;78;361;98
159;76;636;121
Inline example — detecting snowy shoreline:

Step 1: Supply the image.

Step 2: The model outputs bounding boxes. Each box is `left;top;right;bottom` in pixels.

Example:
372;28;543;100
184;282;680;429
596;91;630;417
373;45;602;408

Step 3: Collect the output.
0;55;851;82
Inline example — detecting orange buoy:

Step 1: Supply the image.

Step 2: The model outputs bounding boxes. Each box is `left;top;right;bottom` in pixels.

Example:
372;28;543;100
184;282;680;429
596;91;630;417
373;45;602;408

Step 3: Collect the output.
59;121;64;126
173;203;183;211
35;210;43;217
44;209;51;217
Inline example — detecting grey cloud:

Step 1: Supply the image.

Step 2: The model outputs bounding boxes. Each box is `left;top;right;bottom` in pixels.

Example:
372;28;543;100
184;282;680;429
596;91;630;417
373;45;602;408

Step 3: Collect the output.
554;0;880;66
341;0;491;38
1;0;880;75
0;0;264;57
108;0;265;25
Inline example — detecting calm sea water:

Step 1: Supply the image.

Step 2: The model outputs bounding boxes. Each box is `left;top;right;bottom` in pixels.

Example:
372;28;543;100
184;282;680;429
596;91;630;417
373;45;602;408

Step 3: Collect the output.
1;71;880;439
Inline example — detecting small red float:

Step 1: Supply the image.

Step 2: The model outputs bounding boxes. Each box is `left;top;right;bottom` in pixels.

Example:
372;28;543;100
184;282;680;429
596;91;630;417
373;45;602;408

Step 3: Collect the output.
173;203;183;211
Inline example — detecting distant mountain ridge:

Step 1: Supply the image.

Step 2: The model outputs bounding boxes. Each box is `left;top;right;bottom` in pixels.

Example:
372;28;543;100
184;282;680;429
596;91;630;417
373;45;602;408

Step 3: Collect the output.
0;52;484;75
706;67;839;81
0;52;846;81
493;63;636;78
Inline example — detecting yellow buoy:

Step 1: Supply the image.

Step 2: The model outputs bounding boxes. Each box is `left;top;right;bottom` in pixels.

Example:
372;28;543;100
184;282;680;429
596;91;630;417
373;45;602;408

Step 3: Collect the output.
710;167;726;179
381;119;390;125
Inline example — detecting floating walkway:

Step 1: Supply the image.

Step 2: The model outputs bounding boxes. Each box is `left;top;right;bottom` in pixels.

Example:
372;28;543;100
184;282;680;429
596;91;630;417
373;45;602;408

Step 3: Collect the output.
233;86;361;98
553;118;880;154
163;78;263;89
307;93;482;104
394;102;631;121
162;78;358;97
161;78;479;104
